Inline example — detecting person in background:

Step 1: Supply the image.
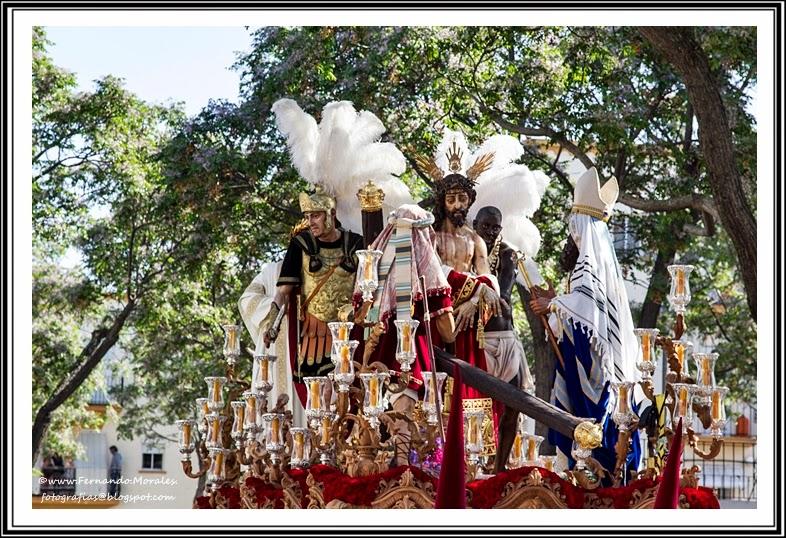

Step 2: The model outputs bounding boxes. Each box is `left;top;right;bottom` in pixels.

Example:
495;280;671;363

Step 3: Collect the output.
108;445;123;498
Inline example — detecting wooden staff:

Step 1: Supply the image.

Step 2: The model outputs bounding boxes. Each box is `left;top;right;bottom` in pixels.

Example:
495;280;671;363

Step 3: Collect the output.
419;275;446;441
516;254;566;370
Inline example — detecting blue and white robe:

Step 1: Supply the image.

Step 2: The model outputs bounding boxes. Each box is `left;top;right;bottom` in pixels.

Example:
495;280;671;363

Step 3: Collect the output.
549;321;642;480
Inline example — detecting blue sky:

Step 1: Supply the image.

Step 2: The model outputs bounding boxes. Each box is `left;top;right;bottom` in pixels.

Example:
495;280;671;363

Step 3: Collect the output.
44;27;256;116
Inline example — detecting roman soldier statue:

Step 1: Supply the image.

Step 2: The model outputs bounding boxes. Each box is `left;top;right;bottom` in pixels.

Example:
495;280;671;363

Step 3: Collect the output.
242;98;412;409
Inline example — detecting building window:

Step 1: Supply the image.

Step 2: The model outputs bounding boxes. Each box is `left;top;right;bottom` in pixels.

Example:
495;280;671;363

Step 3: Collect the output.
141;441;163;471
611;216;635;257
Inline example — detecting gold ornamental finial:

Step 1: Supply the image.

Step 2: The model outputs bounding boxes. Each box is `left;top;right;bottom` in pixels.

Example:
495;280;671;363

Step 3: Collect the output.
573;421;603;450
356;180;385;212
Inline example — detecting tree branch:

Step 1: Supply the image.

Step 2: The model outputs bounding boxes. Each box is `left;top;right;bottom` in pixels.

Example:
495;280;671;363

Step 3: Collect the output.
618;192;719;221
33;300;137;462
486;111;595;170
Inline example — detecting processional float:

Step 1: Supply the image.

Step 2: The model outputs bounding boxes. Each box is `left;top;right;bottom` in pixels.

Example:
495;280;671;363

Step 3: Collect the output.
176;177;725;509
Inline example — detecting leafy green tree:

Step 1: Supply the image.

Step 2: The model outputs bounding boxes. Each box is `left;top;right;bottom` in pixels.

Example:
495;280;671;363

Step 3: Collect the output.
32;27;193;462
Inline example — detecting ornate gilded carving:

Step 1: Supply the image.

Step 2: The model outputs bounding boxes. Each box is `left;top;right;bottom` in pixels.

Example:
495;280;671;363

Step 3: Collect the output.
524;468;544;487
306;473;326;509
462;398;496;457
565;457;607;490
680;464;701;489
494;472;567;509
240;480;258;509
280;473;303;509
583;492;615;509
370;469;436;509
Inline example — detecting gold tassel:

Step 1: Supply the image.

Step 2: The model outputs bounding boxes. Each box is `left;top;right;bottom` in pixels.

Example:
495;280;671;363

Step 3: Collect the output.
476;296;486;349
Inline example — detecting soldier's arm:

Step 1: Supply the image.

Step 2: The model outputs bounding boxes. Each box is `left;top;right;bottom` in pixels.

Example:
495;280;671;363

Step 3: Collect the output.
272;284;295;309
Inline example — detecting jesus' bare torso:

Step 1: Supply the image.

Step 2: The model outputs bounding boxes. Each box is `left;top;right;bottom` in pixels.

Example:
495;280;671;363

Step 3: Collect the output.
435;224;490;275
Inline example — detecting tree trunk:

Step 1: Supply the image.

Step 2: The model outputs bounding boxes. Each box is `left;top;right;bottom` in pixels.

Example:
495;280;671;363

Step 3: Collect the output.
32;301;136;464
638;27;757;319
639;244;677;328
516;283;556;453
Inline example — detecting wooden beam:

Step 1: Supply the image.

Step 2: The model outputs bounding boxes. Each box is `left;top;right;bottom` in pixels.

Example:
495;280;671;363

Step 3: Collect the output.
433;347;584;439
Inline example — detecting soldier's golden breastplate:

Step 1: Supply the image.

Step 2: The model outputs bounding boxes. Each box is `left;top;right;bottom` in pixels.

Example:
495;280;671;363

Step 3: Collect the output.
301;247;355;322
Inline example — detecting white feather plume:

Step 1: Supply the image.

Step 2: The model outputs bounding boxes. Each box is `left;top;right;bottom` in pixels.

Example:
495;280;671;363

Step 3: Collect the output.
377;177;416;215
502;217;542;258
271;99;411;235
531;170;551;198
351;110;387;147
470;166;542;219
471;134;525;180
270;99;319;184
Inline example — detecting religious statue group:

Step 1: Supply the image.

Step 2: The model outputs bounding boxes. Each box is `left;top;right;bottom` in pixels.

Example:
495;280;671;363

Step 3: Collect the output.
238;99;642;478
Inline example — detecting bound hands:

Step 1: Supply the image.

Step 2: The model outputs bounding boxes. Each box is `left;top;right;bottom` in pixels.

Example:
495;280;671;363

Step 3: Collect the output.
453;301;478;334
528;282;557;316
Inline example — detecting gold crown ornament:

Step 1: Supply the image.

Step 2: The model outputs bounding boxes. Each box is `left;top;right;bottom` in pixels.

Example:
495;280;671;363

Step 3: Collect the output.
356;180;385;212
571;167;619;222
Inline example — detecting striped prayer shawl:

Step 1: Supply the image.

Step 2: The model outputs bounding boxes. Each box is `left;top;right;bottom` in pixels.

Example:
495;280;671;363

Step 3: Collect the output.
550;213;640;386
359;205;451;326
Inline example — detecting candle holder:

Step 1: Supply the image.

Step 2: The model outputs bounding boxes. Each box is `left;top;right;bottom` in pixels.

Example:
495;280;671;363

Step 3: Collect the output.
331;340;358;392
356;249;383;302
571;439;593;471
262;413;286;463
359;371;389;429
304;376;329;429
328;321;354;343
195;398;210;434
207;447;230;489
205;413;227;450
464;409;485;466
421;371;447;426
253;353;277;396
539;455;557;473
709;386;729;439
671;383;697;433
393;319;419;372
633;328;659;381
508;431;525;469
204;376;227;413
289;427;312;468
176;419;197;460
667;264;694;314
222;324;242;366
230;401;246;444
693;352;718;406
611;381;638;432
242;390;261;435
671;340;693;379
523;433;544;466
316;411;336;465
